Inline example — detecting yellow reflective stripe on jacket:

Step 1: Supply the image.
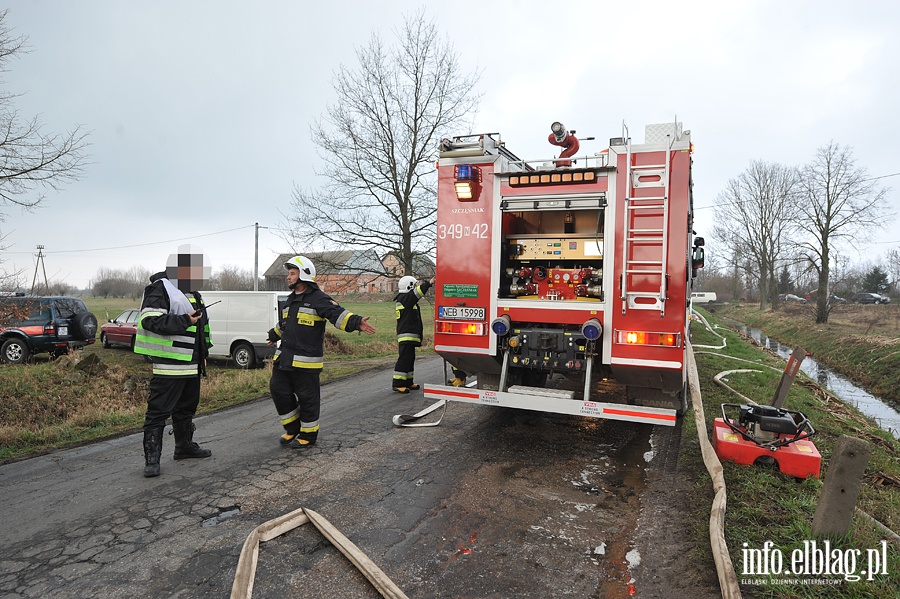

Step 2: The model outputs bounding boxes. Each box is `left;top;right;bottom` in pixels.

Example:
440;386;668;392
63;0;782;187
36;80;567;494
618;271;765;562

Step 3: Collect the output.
152;363;199;376
291;354;324;369
294;307;325;327
336;309;352;331
398;334;422;343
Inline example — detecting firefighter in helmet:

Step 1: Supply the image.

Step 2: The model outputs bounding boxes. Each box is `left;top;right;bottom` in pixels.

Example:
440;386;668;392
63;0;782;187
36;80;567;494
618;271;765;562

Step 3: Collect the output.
392;274;435;393
134;244;214;478
267;255;376;448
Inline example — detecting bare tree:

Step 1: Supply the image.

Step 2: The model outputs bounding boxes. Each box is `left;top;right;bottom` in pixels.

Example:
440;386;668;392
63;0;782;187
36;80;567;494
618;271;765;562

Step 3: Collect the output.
886;248;900;293
91;266;149;299
795;142;891;323
209;265;255;291
0;10;89;274
712;160;799;310
284;9;480;276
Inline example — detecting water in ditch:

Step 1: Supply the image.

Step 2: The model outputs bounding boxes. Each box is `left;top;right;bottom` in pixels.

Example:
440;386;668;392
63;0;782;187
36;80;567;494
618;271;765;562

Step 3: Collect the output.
734;324;900;440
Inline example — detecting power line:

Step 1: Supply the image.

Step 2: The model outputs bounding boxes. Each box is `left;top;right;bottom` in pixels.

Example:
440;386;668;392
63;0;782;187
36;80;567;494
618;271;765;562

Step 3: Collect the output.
694;171;899;212
863;172;900;182
1;225;256;255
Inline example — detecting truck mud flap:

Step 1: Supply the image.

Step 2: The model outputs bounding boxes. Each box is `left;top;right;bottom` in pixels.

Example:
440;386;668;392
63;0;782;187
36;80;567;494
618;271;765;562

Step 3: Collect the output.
423;384;677;426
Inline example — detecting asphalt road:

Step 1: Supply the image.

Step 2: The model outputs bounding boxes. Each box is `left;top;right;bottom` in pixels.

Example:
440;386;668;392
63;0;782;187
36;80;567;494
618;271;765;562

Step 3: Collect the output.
0;357;719;598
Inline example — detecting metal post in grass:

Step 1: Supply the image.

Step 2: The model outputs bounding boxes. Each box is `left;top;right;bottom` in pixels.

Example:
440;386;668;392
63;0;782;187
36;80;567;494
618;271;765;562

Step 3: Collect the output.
812;435;871;536
770;346;807;409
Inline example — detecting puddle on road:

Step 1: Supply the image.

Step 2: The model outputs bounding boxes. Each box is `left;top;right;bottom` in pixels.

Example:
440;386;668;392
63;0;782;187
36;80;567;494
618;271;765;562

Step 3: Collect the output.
730;322;900;439
202;505;241;527
592;423;652;599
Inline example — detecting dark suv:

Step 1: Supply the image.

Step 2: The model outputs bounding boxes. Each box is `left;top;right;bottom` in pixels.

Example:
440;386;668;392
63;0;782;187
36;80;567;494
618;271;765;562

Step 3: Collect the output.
0;296;98;364
852;292;890;305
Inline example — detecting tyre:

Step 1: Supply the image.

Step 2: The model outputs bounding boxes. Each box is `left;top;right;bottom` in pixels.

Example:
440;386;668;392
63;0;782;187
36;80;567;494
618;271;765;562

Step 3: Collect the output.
675;382;690;416
101;333;110;349
232;342;256;369
73;312;99;340
1;338;31;365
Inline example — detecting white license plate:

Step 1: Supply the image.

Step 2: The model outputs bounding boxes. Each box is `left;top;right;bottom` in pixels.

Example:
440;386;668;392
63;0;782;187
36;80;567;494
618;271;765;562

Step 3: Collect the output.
59;326;68;336
439;306;485;320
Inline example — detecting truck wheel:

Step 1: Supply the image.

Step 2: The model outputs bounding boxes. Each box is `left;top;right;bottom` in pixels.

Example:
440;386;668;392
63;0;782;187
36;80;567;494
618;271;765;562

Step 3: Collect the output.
232;342;256;369
675;382;690;416
2;338;30;365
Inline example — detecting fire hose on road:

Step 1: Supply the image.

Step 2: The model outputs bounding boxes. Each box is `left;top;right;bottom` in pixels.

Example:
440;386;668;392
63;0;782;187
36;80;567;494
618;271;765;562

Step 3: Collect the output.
231;506;408;599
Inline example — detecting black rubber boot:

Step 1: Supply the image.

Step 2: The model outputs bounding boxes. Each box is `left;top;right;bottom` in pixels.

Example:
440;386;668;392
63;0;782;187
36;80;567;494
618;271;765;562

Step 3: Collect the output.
172;420;212;460
143;427;163;477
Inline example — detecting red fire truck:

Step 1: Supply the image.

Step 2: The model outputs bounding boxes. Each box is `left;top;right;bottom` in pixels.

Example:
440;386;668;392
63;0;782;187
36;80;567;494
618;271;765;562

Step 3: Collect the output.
423;122;705;425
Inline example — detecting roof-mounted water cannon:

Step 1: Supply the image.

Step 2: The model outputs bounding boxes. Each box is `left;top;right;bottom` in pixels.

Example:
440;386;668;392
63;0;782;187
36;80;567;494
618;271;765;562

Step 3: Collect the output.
548;122;580;168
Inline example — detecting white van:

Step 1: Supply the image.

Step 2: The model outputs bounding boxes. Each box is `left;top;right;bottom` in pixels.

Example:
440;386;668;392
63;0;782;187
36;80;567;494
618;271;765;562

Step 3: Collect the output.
690;291;717;304
201;291;288;368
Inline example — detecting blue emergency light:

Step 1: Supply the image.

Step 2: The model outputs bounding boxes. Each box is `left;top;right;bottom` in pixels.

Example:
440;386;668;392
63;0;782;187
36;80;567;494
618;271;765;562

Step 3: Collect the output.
454;164;480;201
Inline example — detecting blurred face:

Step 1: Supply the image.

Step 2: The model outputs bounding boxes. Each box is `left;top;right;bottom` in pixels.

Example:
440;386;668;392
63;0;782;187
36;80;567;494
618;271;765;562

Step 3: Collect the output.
165;244;210;293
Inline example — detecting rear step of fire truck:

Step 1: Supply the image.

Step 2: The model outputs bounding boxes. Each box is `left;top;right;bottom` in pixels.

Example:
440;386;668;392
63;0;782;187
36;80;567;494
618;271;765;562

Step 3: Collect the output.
621;136;674;317
423;352;678;427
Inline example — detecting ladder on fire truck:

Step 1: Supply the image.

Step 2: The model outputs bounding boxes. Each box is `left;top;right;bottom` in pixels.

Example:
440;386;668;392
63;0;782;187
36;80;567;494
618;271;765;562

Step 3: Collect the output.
620;134;675;317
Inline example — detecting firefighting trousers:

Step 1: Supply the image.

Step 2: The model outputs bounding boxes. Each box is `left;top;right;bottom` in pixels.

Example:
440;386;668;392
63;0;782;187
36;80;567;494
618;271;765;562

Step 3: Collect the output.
392;343;417;389
269;368;321;443
143;374;201;430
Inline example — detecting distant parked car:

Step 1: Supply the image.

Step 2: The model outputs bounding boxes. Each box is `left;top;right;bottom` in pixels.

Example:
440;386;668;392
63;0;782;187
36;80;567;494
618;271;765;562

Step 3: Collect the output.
852;293;890;304
100;308;140;349
828;294;846;304
779;293;807;304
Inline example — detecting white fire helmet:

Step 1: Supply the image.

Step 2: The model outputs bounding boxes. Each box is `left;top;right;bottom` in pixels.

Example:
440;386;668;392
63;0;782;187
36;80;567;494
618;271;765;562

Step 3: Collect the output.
283;255;317;283
398;275;417;293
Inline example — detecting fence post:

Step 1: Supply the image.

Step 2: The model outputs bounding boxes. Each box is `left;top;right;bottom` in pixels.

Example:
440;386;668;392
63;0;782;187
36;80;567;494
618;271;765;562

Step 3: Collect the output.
811;435;870;536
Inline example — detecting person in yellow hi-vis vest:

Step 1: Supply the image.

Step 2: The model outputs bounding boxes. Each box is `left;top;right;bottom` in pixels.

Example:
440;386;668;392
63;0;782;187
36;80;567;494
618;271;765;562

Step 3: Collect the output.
134;244;213;478
266;256;376;449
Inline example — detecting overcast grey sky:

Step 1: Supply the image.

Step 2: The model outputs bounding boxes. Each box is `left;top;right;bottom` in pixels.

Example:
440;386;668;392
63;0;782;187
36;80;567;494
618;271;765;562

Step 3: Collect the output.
2;0;898;290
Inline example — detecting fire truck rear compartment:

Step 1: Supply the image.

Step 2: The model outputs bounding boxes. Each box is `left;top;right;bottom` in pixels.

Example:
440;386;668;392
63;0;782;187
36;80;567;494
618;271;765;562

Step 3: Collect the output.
433;123;694;424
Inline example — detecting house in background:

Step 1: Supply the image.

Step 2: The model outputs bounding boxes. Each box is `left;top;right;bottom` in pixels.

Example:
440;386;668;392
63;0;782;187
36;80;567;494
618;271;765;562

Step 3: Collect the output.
263;250;435;294
381;251;436;281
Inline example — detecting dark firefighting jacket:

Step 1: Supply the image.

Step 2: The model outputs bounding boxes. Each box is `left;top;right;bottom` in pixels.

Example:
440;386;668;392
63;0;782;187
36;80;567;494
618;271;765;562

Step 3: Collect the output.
267;286;366;370
394;280;432;346
133;279;212;377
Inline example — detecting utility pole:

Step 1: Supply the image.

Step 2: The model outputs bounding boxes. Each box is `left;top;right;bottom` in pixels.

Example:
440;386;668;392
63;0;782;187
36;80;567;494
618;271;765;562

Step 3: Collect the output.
253;223;270;291
254;223;259;291
30;245;49;295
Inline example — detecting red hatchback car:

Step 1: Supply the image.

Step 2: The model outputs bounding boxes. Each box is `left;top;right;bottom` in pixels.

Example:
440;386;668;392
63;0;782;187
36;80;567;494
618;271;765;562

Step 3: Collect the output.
100;309;140;349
